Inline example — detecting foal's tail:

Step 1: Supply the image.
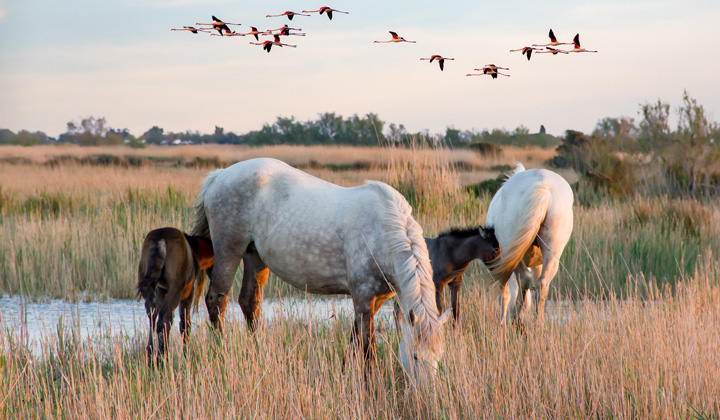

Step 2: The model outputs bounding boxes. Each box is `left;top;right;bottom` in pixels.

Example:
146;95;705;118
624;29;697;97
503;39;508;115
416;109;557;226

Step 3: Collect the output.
489;183;552;281
136;240;167;302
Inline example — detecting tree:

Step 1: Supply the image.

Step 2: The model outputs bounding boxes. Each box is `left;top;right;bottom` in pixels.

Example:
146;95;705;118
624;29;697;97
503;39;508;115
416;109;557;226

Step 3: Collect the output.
142;126;165;144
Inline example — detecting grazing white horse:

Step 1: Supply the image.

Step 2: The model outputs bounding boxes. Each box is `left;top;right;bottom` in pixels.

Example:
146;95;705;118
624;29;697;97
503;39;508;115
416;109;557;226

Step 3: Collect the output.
485;163;574;325
191;158;450;381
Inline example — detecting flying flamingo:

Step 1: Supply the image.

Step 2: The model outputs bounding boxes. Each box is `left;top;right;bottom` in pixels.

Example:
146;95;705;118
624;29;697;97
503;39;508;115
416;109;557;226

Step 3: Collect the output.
420;55;454;71
532;29;572;47
266;24;306;36
195;15;241;36
509;46;541;61
568;34;598;53
170;26;211;34
536;47;569;55
271;34;297;48
240;26;263;41
250;40;276;53
301;6;349;20
266;11;310;21
468;65;510;79
374;31;416;43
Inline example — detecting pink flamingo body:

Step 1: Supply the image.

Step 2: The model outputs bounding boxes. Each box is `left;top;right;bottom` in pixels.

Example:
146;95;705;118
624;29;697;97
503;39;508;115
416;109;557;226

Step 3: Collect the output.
266;25;306;36
302;6;349;20
266;11;310;21
374;31;416;43
468;65;510;79
536;47;569;55
195;15;241;36
567;34;597;53
532;29;572;47
420;55;454;71
171;26;211;34
509;46;541;61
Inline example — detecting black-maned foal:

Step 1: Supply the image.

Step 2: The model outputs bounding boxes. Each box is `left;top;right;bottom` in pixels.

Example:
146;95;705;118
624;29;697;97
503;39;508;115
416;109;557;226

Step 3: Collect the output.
426;226;500;323
136;227;214;365
395;226;500;325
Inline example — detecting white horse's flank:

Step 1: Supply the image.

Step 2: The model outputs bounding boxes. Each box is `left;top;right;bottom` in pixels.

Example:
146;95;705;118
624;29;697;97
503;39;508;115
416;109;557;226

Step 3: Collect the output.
485;163;574;324
191;158;448;380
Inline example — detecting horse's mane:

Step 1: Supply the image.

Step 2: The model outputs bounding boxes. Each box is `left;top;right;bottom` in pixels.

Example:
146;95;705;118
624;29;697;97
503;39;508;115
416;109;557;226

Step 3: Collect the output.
364;181;443;357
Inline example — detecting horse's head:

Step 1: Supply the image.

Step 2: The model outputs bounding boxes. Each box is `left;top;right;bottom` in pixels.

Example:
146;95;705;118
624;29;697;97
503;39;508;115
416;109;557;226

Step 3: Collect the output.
398;307;451;385
478;226;501;263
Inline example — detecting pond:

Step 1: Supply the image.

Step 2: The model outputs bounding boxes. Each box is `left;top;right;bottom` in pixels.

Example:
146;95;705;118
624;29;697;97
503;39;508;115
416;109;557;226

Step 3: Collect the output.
0;295;395;357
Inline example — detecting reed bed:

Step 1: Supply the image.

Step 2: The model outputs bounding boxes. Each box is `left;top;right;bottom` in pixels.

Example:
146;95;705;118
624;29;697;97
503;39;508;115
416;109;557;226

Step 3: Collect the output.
1;269;718;419
2;143;719;418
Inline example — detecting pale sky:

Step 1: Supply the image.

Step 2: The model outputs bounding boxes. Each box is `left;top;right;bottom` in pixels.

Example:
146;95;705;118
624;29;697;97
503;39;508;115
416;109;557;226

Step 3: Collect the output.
1;0;718;138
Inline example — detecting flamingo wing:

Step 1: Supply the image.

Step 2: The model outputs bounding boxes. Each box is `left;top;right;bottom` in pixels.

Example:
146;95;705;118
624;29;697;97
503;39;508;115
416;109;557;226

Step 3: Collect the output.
439;59;444;71
327;10;333;20
549;29;557;42
389;31;399;40
573;34;580;49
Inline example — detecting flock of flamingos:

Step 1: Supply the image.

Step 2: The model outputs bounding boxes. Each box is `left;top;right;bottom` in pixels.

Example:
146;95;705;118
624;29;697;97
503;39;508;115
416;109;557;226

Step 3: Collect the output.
171;8;598;79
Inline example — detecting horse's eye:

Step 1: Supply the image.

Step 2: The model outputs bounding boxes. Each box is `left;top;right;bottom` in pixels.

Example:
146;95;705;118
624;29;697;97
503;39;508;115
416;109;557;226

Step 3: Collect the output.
413;354;418;361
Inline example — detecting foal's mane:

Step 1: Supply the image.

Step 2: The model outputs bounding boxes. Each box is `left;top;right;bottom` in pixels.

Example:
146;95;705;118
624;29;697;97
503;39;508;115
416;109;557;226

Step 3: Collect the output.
437;225;495;240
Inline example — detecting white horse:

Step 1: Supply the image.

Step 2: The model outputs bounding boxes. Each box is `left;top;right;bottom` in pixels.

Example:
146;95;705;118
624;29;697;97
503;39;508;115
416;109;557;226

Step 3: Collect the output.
191;158;450;381
485;163;574;325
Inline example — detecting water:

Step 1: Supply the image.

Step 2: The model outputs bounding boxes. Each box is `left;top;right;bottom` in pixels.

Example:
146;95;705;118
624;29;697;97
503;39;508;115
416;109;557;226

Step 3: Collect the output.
0;296;394;357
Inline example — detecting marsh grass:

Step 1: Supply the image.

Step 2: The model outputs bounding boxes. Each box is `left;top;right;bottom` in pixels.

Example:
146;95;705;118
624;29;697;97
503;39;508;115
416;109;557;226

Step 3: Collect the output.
1;270;718;419
1;145;719;299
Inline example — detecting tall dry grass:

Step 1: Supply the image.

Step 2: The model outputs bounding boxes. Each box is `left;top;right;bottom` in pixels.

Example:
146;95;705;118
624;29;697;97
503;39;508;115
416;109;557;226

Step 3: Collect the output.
1;268;718;419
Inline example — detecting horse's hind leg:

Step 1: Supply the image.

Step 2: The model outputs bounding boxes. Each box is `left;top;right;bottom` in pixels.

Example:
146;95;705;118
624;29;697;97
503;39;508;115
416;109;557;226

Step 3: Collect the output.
178;281;194;354
156;286;183;361
535;257;560;324
449;275;463;325
144;293;158;366
238;247;269;332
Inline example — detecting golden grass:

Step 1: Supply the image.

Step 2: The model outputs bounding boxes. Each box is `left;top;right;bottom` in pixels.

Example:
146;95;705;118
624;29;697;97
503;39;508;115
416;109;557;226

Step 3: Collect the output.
2;143;720;418
1;271;718;419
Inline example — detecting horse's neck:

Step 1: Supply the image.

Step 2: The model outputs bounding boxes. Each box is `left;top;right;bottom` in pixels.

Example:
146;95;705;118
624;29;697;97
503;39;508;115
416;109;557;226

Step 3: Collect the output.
442;236;481;269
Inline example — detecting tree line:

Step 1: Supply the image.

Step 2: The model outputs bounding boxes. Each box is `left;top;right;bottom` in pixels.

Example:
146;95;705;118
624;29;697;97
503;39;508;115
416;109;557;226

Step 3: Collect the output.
0;112;556;148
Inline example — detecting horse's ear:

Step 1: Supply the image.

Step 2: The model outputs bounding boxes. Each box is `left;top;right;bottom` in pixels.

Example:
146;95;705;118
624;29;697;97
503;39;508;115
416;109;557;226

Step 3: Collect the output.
479;227;488;239
408;309;416;326
438;309;452;326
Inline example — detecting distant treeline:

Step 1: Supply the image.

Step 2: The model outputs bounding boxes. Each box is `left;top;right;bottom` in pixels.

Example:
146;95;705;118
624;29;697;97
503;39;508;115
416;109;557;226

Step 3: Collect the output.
0;113;560;149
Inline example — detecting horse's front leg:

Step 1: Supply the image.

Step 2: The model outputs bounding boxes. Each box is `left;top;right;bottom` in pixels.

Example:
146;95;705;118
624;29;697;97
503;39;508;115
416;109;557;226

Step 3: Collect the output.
205;249;243;332
350;301;376;364
238;250;269;332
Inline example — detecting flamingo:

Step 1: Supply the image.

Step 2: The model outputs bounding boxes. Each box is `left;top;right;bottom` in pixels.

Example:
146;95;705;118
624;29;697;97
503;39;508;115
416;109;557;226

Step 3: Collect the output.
301;6;349;20
568;34;598;53
271;34;297;48
250;40;276;53
266;11;310;21
536;47;569;55
532;29;572;47
170;26;211;34
240;26;263;41
195;15;241;36
468;65;510;79
266;24;306;36
509;46;541;61
374;31;416;43
420;55;454;71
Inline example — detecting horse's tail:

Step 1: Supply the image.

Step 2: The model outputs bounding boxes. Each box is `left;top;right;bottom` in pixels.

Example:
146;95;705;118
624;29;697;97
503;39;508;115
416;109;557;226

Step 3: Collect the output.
136;240;167;302
193;271;207;313
191;169;222;238
489;183;552;280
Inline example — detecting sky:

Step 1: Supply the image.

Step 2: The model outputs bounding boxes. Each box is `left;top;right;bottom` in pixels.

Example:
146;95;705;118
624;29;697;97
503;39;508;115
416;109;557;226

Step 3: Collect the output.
1;0;719;138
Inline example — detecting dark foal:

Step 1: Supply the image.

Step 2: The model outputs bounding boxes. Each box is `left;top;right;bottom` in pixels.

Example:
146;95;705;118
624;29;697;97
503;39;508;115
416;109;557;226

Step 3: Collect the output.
136;227;214;365
426;226;500;323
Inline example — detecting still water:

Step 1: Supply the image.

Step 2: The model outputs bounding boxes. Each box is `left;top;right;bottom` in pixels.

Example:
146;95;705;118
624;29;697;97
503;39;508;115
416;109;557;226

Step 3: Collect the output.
0;296;395;356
